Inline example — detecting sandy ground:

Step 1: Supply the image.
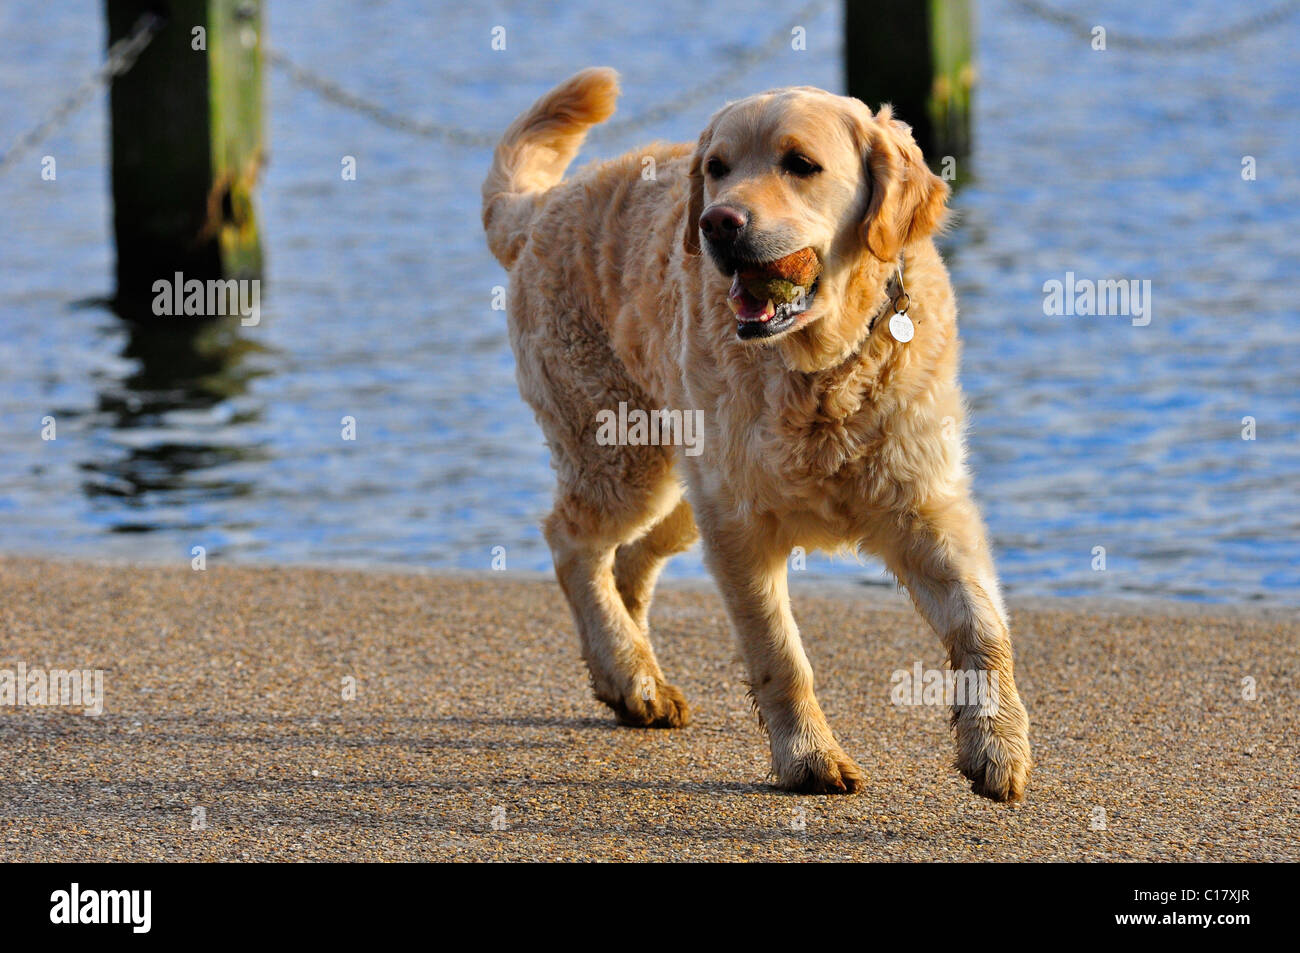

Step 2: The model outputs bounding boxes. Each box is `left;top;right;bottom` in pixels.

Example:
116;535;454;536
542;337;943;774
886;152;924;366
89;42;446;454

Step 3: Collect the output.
0;556;1295;862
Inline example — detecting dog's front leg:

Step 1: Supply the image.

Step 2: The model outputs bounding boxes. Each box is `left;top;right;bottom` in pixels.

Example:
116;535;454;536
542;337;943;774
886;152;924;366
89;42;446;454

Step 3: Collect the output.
881;500;1033;802
697;507;864;794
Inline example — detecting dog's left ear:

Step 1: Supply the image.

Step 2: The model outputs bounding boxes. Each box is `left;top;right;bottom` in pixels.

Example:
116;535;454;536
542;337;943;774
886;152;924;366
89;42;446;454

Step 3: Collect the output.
861;107;950;262
681;127;711;256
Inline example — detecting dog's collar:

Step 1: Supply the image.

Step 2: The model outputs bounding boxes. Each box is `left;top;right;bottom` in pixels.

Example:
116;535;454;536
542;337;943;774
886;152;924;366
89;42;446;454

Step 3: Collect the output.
811;254;911;377
802;254;918;385
866;253;912;339
812;254;916;380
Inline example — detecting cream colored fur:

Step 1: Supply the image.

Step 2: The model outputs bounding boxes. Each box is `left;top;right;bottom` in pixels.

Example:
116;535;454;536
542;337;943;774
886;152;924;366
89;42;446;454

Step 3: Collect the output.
482;68;1032;800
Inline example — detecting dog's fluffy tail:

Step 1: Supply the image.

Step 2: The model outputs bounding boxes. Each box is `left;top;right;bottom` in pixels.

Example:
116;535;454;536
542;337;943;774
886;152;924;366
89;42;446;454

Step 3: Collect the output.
482;68;619;268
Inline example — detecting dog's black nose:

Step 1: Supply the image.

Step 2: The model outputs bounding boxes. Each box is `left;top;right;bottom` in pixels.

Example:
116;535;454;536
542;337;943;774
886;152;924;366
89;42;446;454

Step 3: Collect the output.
699;205;748;243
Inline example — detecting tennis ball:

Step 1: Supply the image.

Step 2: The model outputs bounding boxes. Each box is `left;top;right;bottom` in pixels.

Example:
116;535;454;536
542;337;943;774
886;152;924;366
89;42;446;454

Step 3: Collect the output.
738;248;822;305
741;276;805;305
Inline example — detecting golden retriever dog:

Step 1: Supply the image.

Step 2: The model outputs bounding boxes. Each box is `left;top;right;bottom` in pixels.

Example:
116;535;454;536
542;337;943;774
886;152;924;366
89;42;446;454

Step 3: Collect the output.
482;68;1032;800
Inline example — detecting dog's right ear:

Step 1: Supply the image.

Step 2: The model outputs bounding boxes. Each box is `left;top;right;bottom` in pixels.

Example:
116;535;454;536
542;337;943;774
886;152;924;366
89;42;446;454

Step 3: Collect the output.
681;128;710;256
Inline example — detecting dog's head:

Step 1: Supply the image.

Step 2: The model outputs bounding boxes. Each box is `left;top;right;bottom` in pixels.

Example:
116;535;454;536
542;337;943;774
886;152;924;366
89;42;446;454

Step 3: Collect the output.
683;88;948;359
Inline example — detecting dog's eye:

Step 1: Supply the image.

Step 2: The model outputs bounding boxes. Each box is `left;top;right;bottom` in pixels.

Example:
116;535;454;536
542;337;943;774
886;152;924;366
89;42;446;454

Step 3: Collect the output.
782;153;821;177
705;157;729;179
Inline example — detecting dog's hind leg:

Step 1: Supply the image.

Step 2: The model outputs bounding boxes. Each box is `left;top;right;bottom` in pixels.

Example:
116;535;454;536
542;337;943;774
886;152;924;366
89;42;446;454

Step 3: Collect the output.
508;281;688;726
544;477;690;728
613;493;698;633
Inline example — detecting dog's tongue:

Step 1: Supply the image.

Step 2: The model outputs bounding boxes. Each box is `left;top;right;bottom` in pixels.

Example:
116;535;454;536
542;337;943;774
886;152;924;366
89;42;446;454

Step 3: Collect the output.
727;274;775;323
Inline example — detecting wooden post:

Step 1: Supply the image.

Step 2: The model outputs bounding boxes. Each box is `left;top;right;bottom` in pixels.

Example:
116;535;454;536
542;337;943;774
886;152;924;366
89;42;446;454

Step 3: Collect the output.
106;0;264;317
844;0;974;164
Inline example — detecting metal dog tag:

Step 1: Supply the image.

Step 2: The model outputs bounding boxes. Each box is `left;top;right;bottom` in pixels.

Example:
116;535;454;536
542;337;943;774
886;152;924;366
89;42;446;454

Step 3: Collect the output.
889;311;914;343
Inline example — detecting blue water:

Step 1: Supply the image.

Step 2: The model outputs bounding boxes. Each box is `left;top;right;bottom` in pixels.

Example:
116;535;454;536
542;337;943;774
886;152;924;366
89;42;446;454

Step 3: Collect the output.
1;0;1297;603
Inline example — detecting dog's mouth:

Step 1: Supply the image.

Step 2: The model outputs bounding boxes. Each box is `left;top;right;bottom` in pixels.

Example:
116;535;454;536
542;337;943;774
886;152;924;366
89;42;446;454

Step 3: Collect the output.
725;254;822;341
727;275;818;339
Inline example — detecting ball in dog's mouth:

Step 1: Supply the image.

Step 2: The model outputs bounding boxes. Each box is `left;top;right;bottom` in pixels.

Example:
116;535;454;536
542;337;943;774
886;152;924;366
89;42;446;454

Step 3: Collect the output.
725;248;822;340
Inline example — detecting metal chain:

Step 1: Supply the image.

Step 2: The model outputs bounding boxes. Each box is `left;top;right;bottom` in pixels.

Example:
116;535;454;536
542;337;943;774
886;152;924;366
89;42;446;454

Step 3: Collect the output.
594;0;832;140
5;1;1288;174
264;47;500;147
267;0;834;149
0;12;163;174
1009;0;1300;52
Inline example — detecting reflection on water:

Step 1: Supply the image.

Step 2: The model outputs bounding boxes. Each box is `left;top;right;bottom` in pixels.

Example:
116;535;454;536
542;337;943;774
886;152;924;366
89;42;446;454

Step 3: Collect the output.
0;0;1297;602
76;312;269;522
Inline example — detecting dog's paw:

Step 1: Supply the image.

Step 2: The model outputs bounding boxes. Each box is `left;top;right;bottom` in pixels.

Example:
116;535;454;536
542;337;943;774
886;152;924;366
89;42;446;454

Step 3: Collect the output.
603;677;690;729
774;745;865;795
953;705;1032;802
